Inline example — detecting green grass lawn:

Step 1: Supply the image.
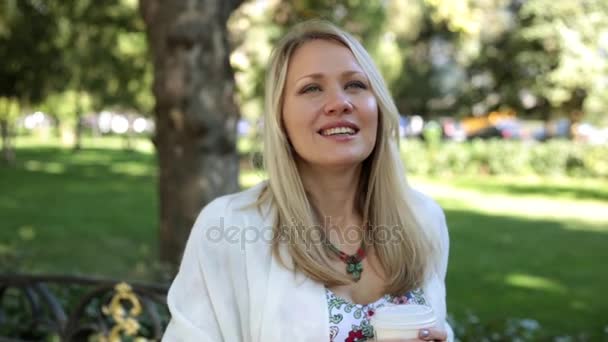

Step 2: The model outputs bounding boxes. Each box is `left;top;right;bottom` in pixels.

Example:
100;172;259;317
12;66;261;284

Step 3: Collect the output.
1;137;159;279
1;136;607;338
412;177;608;338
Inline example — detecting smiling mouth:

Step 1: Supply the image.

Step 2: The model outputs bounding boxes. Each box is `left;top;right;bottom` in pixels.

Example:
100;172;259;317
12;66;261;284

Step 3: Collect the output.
318;126;359;136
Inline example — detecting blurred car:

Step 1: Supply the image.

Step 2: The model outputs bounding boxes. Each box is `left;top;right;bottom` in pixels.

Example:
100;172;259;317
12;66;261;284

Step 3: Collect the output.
466;119;525;140
440;117;466;141
575;122;608;145
533;118;571;141
399;115;424;138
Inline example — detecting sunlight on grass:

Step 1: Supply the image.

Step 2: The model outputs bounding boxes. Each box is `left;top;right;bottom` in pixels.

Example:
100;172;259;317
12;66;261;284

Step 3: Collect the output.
109;163;155;176
413;179;608;225
505;273;567;294
559;220;608;233
16;135;155;154
569;300;589;311
17;226;36;241
23;160;66;174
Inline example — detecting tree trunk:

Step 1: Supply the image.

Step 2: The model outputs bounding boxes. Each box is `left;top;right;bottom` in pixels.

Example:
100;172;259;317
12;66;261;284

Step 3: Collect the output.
140;0;242;267
73;115;83;151
1;100;16;164
1;118;15;164
566;88;587;140
124;114;134;151
73;91;83;151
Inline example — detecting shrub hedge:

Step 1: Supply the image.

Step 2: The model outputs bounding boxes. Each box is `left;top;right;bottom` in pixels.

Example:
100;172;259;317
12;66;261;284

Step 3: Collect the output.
400;139;608;178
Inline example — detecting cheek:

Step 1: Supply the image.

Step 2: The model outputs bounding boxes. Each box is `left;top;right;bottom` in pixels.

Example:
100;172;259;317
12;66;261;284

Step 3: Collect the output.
282;100;299;135
361;96;379;133
282;99;313;144
285;96;320;123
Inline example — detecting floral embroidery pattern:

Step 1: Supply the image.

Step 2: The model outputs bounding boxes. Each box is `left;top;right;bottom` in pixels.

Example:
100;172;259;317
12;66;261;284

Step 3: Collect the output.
326;288;428;342
390;288;426;306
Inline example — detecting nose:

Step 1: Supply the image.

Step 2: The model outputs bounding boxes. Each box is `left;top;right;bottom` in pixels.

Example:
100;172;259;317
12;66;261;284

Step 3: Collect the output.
323;89;353;116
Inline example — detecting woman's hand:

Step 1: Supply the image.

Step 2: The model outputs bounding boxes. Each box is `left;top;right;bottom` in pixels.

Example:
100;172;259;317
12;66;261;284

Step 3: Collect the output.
379;326;447;341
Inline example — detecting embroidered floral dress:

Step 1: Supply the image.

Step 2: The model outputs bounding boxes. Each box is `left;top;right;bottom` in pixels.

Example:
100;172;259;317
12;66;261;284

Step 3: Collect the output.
326;288;427;342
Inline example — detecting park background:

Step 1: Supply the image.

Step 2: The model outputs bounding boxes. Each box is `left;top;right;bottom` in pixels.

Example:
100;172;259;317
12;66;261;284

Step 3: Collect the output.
1;0;607;341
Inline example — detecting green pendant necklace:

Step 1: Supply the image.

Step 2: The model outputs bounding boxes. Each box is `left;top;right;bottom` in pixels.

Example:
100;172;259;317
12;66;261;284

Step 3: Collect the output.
325;238;366;282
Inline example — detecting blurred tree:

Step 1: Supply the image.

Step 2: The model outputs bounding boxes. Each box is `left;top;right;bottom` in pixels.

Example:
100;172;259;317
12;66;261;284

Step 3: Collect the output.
0;0;65;162
386;0;459;118
428;0;527;117
234;0;607;126
0;98;20;163
0;0;152;154
140;0;243;266
51;0;152;149
427;0;608;125
228;1;281;125
272;0;386;43
231;0;480;119
517;0;608;125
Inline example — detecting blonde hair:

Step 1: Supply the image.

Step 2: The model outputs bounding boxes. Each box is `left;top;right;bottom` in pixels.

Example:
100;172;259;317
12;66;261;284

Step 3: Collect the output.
257;19;437;295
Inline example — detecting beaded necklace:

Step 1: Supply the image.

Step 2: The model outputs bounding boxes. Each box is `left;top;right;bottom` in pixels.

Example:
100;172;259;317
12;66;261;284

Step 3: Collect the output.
325;237;366;281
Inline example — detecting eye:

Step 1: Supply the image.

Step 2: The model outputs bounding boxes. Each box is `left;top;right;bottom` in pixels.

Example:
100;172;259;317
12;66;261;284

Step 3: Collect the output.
300;84;321;94
346;80;367;90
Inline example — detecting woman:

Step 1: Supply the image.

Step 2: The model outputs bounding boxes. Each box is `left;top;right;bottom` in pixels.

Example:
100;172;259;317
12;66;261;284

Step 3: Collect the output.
163;20;452;342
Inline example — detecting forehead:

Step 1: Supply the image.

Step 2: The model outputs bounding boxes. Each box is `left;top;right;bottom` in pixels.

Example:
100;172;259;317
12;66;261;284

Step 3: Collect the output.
286;39;364;79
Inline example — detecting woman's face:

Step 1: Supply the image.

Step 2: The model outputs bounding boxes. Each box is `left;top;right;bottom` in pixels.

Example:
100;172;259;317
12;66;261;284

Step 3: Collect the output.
282;39;378;170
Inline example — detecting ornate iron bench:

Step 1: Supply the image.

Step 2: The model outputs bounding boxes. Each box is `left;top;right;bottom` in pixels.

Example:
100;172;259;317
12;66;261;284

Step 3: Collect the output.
0;274;170;341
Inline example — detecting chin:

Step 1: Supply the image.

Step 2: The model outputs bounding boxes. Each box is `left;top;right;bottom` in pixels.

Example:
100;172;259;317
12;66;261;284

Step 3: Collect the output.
318;156;368;168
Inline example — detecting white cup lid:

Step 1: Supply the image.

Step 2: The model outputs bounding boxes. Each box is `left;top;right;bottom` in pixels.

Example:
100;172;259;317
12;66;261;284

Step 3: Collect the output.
371;304;437;329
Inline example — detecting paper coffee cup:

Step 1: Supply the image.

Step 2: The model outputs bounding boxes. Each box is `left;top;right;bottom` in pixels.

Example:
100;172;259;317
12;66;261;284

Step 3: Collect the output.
371;304;437;340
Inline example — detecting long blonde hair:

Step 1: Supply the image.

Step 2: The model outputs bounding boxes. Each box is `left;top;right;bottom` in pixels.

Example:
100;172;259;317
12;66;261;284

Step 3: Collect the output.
257;19;437;295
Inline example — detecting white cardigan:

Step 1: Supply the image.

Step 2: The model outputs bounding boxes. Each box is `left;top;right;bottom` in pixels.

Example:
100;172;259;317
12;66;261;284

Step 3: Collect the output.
163;182;454;341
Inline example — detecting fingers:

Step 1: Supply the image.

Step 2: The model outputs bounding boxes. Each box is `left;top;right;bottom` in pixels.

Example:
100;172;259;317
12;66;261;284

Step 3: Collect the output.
418;326;447;341
377;326;448;342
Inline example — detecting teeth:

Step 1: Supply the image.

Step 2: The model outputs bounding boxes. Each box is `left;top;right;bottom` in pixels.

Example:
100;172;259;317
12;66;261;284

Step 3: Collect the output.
321;126;356;136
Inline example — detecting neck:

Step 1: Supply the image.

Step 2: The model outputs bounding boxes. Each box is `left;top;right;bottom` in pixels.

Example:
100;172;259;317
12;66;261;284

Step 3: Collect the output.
298;161;362;222
297;160;367;254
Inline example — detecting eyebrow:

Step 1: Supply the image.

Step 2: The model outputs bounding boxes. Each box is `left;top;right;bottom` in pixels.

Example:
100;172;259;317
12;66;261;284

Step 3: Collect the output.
295;70;365;83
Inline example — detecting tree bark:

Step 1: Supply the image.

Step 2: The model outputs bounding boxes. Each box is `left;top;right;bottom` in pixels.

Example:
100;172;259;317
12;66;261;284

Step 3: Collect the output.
140;0;242;266
1;100;16;164
124;115;134;152
73;114;83;151
1;118;15;164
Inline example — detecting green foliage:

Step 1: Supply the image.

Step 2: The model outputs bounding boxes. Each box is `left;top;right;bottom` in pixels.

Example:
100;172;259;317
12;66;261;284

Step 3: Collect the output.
231;0;608;124
41;90;93;123
401;139;608;177
0;0;66;105
272;0;387;43
53;0;152;114
515;0;608;120
0;97;20;121
0;0;152;121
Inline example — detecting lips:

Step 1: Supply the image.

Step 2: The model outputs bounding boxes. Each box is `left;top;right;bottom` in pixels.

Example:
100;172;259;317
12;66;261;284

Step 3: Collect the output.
320;126;356;136
318;121;360;136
